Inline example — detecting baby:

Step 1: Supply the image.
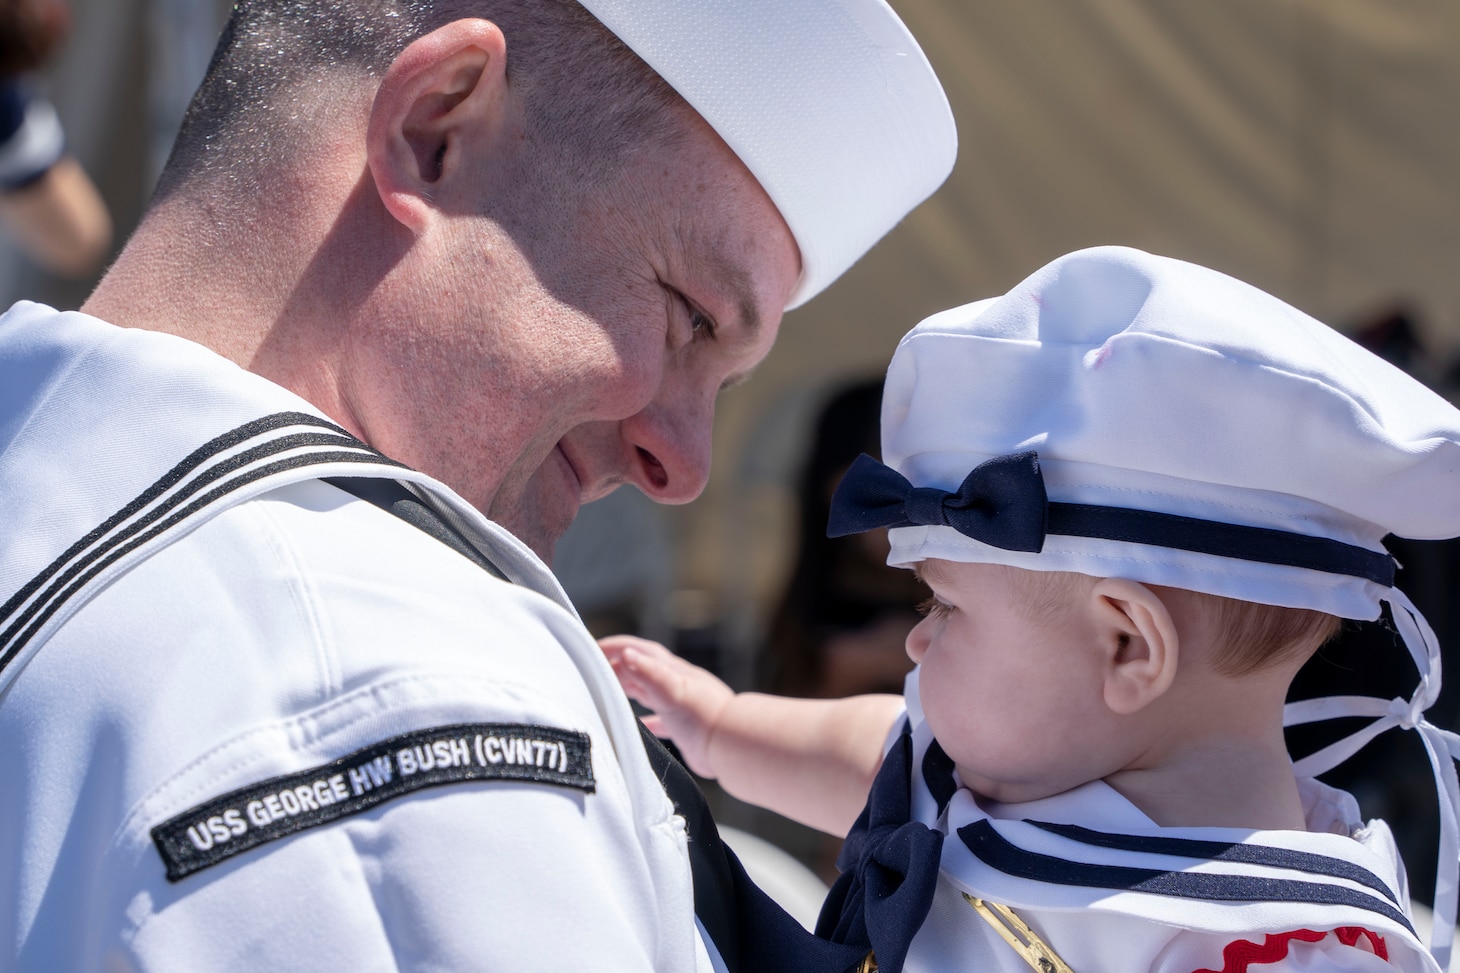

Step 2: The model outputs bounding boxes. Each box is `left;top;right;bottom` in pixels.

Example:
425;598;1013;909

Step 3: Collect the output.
603;247;1460;973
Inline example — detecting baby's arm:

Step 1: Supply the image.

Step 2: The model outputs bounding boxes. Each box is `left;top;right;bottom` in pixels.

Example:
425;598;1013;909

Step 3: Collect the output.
600;635;904;836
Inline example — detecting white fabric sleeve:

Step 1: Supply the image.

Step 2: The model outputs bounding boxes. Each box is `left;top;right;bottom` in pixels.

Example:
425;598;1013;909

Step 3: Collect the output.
123;771;684;971
5;485;708;971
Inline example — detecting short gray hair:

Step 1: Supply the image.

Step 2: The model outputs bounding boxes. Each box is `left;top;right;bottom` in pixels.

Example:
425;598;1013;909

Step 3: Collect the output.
152;0;684;203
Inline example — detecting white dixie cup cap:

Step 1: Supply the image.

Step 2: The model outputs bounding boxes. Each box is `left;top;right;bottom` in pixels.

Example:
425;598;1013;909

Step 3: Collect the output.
577;0;958;310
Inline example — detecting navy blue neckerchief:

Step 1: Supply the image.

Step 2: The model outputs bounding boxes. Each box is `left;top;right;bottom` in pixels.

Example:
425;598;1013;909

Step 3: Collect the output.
330;476;870;973
816;721;945;973
324;477;506;580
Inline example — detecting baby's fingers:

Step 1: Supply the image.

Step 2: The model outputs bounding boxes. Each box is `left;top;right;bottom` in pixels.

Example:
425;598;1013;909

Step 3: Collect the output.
599;637;676;707
600;634;674;665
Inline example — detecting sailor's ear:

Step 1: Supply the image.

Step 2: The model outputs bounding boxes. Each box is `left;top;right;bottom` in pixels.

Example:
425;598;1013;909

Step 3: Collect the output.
1089;579;1179;716
366;18;511;233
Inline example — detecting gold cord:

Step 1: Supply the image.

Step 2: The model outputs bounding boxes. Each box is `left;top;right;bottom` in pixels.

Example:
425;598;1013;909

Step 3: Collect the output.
963;894;1076;973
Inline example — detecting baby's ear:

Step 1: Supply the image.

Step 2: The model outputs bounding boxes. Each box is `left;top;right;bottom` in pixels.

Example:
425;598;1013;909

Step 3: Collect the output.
1089;579;1179;716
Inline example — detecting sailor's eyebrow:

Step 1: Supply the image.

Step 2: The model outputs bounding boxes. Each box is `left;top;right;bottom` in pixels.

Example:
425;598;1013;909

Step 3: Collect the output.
690;254;764;394
674;218;766;344
722;268;762;343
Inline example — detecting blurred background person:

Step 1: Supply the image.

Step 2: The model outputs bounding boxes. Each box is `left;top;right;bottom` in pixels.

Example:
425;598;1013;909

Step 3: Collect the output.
0;0;109;278
723;379;927;883
760;378;924;701
1284;302;1460;914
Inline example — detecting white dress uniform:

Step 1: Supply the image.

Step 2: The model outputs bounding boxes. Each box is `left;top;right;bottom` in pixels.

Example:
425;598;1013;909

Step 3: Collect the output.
883;671;1439;973
0;302;721;972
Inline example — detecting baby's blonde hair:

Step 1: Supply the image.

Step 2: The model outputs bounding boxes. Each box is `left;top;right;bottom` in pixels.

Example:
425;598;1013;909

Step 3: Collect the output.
1003;566;1341;677
1193;593;1342;676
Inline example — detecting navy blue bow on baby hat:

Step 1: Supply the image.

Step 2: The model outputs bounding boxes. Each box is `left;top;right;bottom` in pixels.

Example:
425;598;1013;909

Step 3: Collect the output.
827;451;1047;552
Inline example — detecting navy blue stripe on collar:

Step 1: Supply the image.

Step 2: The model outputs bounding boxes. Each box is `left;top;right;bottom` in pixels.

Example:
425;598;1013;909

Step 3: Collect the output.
958;820;1414;933
0;413;400;678
921;739;958;816
325;477;507;581
1027;821;1399;905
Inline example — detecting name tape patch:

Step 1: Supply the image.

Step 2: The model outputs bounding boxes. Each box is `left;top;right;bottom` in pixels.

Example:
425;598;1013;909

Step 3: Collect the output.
152;721;594;881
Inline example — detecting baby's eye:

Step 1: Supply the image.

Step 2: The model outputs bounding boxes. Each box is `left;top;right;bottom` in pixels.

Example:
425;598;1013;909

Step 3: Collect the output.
916;596;952;620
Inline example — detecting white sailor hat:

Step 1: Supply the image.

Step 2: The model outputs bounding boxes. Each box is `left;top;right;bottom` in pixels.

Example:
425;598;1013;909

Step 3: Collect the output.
576;0;956;310
829;245;1460;969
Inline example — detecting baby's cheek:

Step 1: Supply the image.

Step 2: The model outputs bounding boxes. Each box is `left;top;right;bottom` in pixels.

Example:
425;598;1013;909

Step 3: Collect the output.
921;686;986;764
943;695;1051;775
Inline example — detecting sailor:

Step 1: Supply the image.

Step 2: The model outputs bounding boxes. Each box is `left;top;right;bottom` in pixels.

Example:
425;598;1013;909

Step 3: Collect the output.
0;1;955;969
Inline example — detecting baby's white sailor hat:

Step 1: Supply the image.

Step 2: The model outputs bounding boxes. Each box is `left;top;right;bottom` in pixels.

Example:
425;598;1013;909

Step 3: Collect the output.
829;245;1460;968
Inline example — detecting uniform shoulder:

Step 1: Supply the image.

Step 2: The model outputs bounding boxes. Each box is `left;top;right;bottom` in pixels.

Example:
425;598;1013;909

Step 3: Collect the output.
220;478;597;695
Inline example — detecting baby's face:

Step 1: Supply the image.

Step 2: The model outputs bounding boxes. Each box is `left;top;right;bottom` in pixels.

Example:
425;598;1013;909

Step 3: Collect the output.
908;560;1119;805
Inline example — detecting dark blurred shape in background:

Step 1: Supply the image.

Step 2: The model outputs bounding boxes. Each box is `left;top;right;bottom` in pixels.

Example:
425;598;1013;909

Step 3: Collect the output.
760;379;923;701
0;0;111;279
1287;302;1460;906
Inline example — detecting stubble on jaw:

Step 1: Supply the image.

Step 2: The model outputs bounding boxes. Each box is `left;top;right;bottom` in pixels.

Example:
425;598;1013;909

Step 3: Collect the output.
484;454;578;563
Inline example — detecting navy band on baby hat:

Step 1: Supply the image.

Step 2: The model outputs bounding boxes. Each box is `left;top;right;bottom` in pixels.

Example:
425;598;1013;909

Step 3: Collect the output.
829;245;1460;969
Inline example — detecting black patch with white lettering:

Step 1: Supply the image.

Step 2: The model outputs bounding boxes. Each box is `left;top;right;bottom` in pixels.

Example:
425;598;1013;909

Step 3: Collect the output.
151;722;594;881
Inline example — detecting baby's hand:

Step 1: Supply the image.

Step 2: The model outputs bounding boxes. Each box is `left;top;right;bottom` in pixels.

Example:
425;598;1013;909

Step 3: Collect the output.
599;635;734;779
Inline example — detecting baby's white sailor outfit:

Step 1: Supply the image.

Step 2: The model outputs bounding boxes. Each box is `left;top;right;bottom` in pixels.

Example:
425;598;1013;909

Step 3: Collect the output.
0;302;721;971
820;246;1460;973
817;672;1437;973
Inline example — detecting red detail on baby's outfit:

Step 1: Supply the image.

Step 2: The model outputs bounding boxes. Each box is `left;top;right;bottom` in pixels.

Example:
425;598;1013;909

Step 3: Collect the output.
1333;927;1388;959
1192;927;1389;972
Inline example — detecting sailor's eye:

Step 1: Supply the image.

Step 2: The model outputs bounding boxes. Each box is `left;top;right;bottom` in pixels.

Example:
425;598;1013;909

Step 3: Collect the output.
687;303;716;339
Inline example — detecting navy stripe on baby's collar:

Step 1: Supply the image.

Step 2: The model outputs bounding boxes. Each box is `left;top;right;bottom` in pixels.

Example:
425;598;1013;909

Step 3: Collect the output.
921;739;958;816
958;820;1414;933
1027;821;1400;905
